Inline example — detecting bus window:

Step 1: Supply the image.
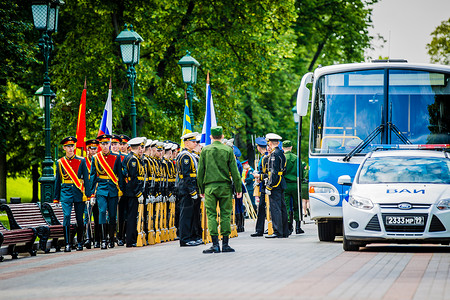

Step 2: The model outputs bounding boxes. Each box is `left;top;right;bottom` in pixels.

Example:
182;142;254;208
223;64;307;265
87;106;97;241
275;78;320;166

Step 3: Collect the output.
312;69;384;154
389;70;450;145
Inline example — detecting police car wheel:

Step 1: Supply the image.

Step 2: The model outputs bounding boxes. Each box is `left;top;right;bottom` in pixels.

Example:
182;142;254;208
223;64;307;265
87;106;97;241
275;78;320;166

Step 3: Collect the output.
343;235;360;251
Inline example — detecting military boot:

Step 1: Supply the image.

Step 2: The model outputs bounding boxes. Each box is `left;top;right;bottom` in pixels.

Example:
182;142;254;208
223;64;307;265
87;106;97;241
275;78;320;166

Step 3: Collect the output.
117;221;125;246
76;226;84;251
94;223;101;248
101;224;108;249
221;236;235;253
203;236;220;254
64;226;71;252
84;224;92;249
109;223;116;248
296;221;305;234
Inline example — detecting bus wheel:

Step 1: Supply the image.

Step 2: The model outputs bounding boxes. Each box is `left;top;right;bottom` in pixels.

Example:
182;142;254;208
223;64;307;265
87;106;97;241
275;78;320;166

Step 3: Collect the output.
318;221;336;242
343;236;360;251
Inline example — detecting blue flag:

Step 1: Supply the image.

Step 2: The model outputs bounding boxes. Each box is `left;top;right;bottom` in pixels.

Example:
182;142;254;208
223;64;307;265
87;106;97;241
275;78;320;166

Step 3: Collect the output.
201;72;217;146
181;92;192;148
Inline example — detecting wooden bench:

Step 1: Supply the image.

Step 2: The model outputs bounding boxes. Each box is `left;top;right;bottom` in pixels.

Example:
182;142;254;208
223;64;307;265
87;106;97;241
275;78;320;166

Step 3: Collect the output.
0;221;37;261
0;203;64;253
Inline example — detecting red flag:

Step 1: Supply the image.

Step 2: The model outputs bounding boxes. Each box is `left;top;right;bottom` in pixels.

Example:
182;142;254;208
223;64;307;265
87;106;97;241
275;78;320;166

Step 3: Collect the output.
76;78;87;156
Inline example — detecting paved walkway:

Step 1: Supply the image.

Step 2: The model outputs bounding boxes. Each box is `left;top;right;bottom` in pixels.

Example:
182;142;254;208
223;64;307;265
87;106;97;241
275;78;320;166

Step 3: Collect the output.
1;219;450;299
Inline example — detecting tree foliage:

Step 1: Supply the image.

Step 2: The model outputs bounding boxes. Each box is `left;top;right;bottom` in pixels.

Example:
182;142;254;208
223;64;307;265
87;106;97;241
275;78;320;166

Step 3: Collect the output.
427;18;450;65
0;0;379;198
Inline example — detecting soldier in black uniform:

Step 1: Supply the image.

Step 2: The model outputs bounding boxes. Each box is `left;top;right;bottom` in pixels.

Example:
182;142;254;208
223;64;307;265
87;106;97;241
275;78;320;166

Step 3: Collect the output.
251;137;269;237
122;137;145;247
176;132;202;247
265;133;289;238
117;134;130;246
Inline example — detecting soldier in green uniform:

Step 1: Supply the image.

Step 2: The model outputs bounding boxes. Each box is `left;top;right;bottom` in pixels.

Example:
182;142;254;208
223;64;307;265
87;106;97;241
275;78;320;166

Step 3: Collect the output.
282;140;304;234
197;126;242;253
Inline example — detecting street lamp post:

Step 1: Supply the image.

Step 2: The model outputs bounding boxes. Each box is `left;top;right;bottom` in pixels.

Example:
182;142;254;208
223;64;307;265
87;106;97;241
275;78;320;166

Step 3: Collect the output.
115;24;143;138
178;51;200;128
31;0;64;203
292;105;303;222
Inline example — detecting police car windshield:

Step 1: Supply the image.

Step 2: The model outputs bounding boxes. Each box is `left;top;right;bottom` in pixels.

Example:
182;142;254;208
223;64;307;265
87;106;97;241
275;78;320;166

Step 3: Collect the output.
358;156;450;184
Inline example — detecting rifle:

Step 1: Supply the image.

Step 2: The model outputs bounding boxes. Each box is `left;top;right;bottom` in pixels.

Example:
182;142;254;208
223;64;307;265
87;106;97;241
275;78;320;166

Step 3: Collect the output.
216;202;222;240
265;193;274;236
84;201;93;249
230;197;238;238
147;165;156;245
168;194;176;241
154;195;162;244
136;165;148;247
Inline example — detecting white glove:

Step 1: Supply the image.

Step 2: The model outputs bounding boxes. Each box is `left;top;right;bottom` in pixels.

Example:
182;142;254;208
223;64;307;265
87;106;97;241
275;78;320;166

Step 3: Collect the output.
138;195;144;204
192;194;199;200
265;189;271;195
90;197;96;206
145;197;151;205
252;170;259;177
255;196;260;205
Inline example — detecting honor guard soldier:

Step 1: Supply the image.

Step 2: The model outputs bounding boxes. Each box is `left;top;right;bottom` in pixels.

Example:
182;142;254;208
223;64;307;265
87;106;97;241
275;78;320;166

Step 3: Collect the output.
250;137;269;237
119;134;131;155
54;136;91;252
265;133;289;238
122;137;146;247
111;134;122;154
84;138;99;249
282;140;304;234
197;126;242;253
117;134;131;246
177;132;202;247
90;134;124;249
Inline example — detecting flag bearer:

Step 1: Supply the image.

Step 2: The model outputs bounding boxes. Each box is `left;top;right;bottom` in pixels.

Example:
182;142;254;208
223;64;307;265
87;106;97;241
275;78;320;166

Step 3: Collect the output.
197;126;242;253
84;138;99;249
90;134;123;249
54;136;91;252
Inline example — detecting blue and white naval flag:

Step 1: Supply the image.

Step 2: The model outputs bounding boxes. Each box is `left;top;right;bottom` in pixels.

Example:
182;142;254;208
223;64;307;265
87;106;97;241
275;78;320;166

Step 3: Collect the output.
181;91;192;148
200;72;217;146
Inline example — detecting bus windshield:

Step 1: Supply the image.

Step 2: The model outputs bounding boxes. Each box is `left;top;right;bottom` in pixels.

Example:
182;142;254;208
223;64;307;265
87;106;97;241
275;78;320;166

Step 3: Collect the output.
311;69;450;154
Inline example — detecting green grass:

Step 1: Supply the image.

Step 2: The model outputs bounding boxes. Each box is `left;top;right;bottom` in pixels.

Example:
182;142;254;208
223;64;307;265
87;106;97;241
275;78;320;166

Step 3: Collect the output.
6;177;34;203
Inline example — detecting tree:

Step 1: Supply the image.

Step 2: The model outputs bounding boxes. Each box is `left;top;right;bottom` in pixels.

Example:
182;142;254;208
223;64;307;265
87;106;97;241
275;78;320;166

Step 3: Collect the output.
427;18;450;65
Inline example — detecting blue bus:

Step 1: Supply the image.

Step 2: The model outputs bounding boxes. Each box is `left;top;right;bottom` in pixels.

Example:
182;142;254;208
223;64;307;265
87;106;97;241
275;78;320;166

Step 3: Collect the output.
296;61;450;241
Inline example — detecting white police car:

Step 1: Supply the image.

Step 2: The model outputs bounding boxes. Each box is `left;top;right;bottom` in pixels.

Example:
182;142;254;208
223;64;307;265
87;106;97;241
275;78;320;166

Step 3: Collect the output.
339;147;450;251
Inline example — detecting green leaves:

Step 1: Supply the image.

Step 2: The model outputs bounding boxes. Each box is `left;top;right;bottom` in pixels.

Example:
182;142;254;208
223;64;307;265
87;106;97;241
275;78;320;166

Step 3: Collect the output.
427;18;450;65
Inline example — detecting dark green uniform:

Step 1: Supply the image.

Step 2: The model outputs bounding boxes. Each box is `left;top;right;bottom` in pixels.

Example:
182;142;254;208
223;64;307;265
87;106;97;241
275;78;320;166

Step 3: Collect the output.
284;151;300;223
197;141;242;237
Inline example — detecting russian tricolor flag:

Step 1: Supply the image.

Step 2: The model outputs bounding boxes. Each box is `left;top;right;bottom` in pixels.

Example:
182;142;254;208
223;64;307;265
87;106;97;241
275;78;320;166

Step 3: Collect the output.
97;79;113;136
200;72;217;146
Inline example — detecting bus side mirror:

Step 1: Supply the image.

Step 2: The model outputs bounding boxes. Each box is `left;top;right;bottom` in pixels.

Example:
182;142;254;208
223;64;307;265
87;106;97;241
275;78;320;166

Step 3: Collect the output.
338;175;352;186
296;72;313;117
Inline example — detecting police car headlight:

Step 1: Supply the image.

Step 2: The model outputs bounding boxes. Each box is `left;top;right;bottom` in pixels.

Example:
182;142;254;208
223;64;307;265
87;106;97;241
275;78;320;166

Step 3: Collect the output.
436;199;450;210
348;195;373;210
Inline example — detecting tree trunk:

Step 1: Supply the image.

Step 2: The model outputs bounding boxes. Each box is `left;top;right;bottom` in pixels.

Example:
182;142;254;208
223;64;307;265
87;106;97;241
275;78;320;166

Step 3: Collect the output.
0;152;6;200
32;164;40;203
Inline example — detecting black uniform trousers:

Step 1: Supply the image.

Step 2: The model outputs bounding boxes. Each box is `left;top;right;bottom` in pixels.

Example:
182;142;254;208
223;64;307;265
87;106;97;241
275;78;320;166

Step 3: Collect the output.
269;188;289;237
179;192;195;244
126;196;138;246
192;197;202;240
92;202;100;243
255;191;266;234
117;196;128;241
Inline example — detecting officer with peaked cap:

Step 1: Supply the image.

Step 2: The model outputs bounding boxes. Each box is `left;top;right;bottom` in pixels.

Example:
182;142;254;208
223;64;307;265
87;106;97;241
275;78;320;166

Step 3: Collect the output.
176;132;202;246
265;133;289;238
197;126;242;253
90;134;124;249
54;136;91;252
122;137;146;247
282;140;304;235
119;134;131;155
251;137;269;237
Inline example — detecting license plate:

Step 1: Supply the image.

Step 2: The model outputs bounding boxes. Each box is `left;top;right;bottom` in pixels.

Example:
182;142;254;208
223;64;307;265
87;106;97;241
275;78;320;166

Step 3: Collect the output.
385;216;425;226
